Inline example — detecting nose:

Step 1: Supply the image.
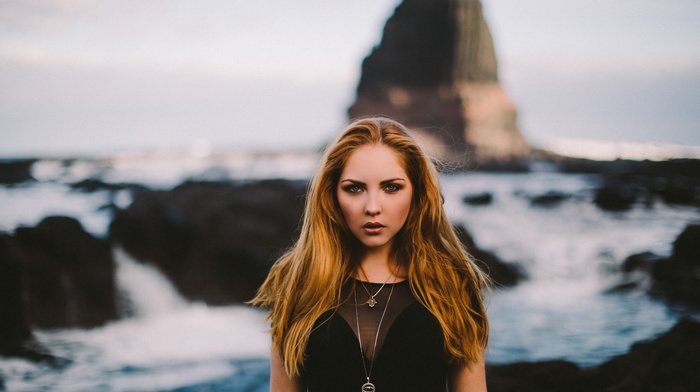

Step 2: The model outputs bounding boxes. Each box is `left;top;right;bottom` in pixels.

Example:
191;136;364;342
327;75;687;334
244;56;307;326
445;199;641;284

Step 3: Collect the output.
364;190;381;216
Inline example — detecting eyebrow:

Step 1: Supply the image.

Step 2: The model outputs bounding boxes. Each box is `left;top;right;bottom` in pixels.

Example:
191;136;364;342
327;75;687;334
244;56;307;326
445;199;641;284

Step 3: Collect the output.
339;178;407;185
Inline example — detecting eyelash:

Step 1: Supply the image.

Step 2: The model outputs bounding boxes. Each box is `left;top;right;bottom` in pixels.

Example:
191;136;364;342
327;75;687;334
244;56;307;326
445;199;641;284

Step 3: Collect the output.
342;184;402;193
343;185;363;193
383;183;402;193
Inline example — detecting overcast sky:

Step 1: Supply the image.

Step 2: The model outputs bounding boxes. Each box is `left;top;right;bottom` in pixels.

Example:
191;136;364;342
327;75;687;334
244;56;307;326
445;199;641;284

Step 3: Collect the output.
1;0;698;157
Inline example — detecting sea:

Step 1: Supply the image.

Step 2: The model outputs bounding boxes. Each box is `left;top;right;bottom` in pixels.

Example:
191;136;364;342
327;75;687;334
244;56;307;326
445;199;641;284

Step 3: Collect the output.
1;147;699;391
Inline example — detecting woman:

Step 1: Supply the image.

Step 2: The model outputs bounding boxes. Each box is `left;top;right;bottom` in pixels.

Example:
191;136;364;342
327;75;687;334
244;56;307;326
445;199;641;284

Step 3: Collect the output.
251;117;489;391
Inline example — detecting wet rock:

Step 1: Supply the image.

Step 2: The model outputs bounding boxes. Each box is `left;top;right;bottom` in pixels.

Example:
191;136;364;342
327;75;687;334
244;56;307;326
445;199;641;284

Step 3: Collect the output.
486;318;700;392
109;179;307;305
1;217;118;361
649;226;700;307
529;191;571;207
13;216;120;328
672;224;700;266
581;317;700;391
0;234;32;356
0;159;36;185
613;225;700;307
605;251;663;294
620;251;662;273
454;224;525;287
487;360;579;392
561;158;700;208
69;178;137;193
462;192;493;206
593;184;638;211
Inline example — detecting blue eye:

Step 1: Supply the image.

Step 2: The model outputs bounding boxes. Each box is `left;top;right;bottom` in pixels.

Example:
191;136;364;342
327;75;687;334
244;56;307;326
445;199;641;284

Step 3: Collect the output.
344;185;363;193
384;183;401;192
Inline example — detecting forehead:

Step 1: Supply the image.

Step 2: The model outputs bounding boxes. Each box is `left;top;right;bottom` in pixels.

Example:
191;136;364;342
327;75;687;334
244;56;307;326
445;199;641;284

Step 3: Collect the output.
340;144;407;179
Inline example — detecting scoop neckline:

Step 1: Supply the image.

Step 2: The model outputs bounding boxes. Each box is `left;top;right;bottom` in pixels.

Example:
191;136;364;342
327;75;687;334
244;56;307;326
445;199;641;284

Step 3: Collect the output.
352;277;408;286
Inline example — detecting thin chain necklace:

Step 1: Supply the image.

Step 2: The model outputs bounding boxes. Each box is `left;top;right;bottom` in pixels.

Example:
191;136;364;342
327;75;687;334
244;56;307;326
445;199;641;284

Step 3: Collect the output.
354;280;395;392
358;267;394;308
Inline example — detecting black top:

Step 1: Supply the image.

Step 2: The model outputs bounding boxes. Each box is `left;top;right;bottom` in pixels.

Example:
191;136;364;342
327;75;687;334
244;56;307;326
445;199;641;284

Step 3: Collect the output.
303;279;448;392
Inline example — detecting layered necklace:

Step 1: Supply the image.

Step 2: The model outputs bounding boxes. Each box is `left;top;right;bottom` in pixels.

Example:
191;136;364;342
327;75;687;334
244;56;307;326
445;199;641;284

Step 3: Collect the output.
353;279;395;392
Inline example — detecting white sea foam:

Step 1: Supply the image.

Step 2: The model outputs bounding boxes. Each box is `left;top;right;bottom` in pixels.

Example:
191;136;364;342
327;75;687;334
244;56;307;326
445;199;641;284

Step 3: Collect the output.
441;171;699;364
0;182;113;235
2;247;270;391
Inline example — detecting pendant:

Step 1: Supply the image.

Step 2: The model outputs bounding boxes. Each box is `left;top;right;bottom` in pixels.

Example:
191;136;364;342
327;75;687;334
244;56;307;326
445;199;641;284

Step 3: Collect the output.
368;297;377;307
362;381;376;392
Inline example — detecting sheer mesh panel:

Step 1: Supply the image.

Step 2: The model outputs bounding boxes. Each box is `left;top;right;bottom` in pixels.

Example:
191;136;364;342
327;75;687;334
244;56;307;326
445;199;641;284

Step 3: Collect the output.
337;279;415;361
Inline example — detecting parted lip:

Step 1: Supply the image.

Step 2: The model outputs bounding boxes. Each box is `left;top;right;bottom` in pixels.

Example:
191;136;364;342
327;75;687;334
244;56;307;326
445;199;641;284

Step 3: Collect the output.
362;222;385;228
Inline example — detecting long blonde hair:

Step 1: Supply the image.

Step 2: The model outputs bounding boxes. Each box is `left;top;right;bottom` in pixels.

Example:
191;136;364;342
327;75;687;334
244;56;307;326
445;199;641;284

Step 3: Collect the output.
250;117;489;377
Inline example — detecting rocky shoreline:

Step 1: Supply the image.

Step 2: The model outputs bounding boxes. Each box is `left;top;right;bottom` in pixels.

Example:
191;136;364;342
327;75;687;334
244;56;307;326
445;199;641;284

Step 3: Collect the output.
1;158;699;390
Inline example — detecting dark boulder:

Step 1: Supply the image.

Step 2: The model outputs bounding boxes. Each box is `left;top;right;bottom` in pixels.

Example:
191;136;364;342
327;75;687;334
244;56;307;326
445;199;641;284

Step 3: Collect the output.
606;251;662;293
486;318;700;392
672;224;700;266
462;192;493;206
649;226;700;307
580;317;700;391
0;159;36;185
1;217;116;362
109;179;307;305
593;184;638;211
612;224;700;307
13;216;120;328
0;234;32;356
620;251;662;273
454;225;525;287
69;178;136;193
529;191;571;207
487;360;579;392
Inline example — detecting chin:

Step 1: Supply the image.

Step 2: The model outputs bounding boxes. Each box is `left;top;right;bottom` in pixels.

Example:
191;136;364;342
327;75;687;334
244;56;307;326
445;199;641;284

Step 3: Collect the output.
359;238;392;249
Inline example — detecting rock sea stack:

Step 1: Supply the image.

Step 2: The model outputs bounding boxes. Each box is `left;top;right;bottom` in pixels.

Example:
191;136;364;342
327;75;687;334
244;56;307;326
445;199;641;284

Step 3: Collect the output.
348;0;530;167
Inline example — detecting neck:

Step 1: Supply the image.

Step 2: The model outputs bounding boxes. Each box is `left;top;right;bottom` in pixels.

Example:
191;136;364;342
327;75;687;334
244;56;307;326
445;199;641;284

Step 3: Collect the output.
356;249;401;283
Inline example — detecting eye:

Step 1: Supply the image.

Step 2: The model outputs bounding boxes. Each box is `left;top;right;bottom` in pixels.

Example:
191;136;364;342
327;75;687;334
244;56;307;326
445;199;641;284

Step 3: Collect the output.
343;184;364;194
383;183;402;193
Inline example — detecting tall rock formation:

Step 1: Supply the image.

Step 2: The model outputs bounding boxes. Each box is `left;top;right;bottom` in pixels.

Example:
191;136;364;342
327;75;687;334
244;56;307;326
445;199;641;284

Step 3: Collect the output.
348;0;530;166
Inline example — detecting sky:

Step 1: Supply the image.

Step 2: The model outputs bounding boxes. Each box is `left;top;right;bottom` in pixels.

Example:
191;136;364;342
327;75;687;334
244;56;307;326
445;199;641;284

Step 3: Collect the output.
1;0;699;157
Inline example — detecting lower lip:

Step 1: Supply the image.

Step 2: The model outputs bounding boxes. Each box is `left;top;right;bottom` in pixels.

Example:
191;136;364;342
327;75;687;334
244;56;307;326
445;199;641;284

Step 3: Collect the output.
362;226;384;235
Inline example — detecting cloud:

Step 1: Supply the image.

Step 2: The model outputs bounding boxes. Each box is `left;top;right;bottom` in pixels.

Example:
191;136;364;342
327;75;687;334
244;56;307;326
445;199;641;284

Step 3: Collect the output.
0;0;100;33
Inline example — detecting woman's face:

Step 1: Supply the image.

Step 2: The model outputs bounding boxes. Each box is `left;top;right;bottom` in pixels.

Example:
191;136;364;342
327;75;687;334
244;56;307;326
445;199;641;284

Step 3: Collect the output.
336;143;413;253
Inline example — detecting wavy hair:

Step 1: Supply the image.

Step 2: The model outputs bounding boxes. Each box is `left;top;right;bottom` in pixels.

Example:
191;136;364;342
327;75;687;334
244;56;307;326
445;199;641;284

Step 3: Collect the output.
250;117;489;377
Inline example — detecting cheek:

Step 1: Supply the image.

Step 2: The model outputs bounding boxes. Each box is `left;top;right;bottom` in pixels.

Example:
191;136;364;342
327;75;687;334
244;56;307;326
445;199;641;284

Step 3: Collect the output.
336;194;355;221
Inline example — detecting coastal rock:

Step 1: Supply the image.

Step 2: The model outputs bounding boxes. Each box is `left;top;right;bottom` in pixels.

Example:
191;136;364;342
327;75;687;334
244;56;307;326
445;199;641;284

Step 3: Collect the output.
347;0;530;167
649;224;700;306
672;224;700;266
12;216;120;328
529;191;572;208
593;184;638;211
615;224;700;307
1;216;118;361
462;192;493;206
561;158;700;208
454;225;525;287
487;360;579;392
0;159;35;185
109;179;307;305
0;234;32;356
486;318;700;391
